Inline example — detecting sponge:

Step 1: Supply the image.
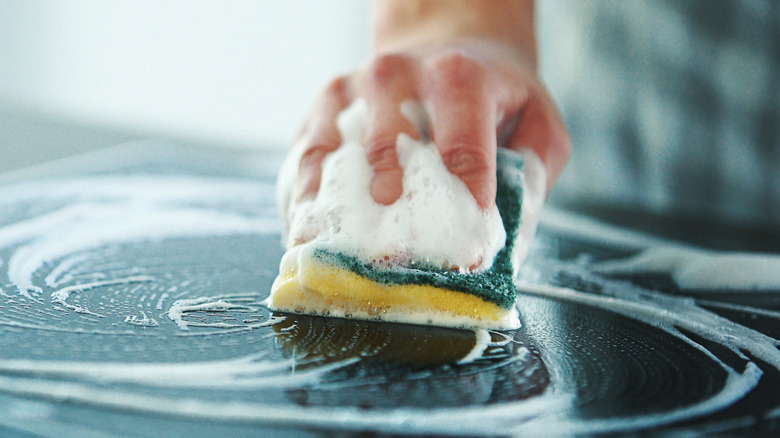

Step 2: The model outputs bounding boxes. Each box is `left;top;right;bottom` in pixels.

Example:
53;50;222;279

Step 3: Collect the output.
269;100;545;330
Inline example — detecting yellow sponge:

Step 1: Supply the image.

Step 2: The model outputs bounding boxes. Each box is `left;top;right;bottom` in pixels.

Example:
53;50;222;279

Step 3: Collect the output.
270;249;518;329
268;149;530;330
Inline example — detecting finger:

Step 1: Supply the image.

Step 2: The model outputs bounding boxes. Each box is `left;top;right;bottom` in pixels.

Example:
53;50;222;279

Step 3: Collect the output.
297;76;352;201
424;52;497;209
360;54;420;205
506;85;572;192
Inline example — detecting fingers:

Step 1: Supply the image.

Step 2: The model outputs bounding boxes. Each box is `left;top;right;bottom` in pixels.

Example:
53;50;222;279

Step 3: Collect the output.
361;54;420;205
298;56;422;206
297;76;351;201
424;52;497;209
506;85;571;192
296;50;570;212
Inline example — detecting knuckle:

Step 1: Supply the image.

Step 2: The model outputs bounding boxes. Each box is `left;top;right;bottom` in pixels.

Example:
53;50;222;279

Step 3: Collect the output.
442;145;490;179
299;143;337;169
323;75;350;98
431;51;486;89
365;138;399;171
367;53;411;85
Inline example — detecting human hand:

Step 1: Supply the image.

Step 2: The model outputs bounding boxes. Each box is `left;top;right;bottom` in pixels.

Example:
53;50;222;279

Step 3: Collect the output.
290;1;570;210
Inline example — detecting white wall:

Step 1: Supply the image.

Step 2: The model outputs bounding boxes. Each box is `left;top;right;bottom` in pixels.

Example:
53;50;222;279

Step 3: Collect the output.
0;0;369;148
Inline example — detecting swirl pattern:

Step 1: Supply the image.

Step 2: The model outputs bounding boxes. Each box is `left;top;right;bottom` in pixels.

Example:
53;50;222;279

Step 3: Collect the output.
0;143;777;436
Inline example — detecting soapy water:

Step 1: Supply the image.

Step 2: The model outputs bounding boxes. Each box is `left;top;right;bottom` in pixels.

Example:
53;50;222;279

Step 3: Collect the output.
277;99;509;273
277;99;548;281
0;146;779;436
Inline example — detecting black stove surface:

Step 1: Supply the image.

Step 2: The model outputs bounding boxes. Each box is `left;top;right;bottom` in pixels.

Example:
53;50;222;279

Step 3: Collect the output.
0;141;777;437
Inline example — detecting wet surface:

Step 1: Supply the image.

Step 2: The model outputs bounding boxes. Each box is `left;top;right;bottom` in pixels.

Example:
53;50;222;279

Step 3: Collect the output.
0;141;778;436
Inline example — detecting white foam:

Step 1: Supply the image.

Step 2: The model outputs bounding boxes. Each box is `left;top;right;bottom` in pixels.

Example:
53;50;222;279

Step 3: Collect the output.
155;292;169;311
457;329;526;364
0;176;280;301
0;174;282;338
278;98;507;272
1;150;776;434
0;350;343;390
517;363;763;436
44;254;90;287
273;99;548;329
165;294;277;332
594;247;780;291
541;208;780;292
0;175;272;208
6;204;275;299
514;281;775;435
519;281;780;372
457;330;493;364
540;207;674;251
167;297;248;330
0;372;574;436
51;276;153;316
124;312;159;327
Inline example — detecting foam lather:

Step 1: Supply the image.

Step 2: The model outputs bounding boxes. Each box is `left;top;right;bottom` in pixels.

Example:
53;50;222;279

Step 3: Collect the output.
269;100;546;329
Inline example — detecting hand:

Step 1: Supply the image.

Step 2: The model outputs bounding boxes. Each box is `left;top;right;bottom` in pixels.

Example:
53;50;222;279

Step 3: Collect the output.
292;1;570;210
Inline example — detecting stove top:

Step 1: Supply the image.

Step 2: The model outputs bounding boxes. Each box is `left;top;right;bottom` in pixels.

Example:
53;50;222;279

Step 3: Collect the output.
0;141;777;437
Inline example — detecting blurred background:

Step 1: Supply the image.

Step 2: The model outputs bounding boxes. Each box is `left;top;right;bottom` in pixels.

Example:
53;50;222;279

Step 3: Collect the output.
0;0;369;150
1;0;777;230
0;0;576;149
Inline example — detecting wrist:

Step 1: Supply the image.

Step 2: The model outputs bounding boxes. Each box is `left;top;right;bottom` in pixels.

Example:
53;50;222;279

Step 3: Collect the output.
372;0;537;68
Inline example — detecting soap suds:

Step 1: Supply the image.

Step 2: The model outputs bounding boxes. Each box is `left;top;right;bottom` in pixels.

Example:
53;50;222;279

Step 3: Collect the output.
457;329;515;364
0;349;348;390
0;151;777;435
273;99;547;328
44;254;90;287
167;296;258;331
542;207;780;292
594;247;780;291
458;330;492;364
124;312;159;327
540;207;674;251
0;176;279;303
520;282;780;372
8;204;274;299
51;276;153;316
155;293;169;311
279;99;507;273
